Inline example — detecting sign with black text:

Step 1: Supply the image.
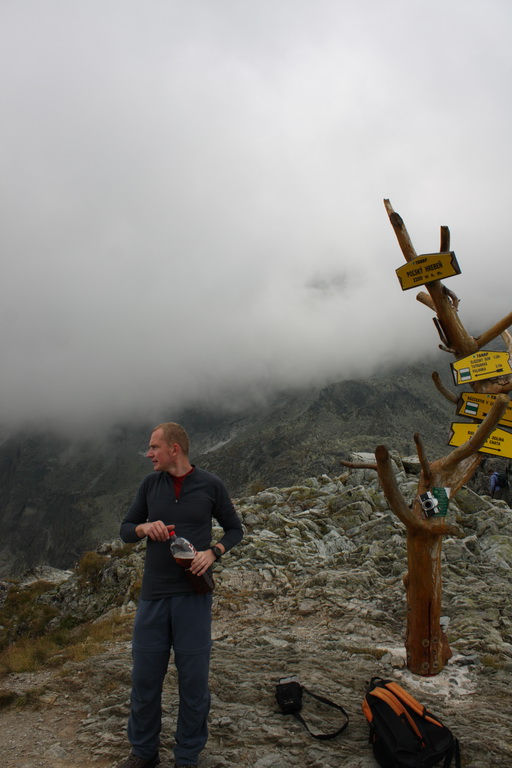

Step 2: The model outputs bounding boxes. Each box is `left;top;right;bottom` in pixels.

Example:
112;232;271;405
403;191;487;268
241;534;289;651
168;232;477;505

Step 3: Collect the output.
448;422;512;459
396;251;461;291
457;392;512;429
451;351;512;385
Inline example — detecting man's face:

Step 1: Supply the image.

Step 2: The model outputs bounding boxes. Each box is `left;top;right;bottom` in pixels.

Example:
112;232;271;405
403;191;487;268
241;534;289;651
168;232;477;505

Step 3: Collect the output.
147;428;177;472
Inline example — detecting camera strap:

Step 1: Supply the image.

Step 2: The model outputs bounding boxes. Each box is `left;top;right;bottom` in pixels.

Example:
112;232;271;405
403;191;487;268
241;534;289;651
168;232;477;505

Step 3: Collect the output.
276;681;349;740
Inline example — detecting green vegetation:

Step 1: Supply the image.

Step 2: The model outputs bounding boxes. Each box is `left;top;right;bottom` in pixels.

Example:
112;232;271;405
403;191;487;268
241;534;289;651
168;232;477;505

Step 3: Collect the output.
343;645;388;660
0;580;59;653
481;653;505;671
110;542;138;558
248;480;266;495
0;611;132;683
76;550;109;589
0;545;139;690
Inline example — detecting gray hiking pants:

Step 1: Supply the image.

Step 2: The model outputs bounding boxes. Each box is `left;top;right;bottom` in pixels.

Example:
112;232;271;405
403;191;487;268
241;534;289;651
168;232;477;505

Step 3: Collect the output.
128;594;212;765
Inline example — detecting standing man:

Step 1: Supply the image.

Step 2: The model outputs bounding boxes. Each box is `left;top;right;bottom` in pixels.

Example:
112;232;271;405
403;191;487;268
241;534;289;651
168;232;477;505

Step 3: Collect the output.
117;422;243;768
489;467;508;500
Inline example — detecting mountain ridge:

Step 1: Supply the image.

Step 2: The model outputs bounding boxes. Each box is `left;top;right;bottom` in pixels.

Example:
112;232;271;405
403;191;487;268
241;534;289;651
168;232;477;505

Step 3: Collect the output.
0;356;503;576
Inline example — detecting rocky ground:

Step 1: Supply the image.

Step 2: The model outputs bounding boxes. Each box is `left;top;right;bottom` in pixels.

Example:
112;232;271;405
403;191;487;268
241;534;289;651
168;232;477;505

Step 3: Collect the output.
1;458;512;767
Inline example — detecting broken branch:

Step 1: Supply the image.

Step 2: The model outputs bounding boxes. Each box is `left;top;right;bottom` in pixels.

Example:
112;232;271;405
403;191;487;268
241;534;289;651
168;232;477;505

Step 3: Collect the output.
414;433;432;483
340;459;377;471
475;312;512;350
432;371;458;404
375;445;423;532
383;199;418;262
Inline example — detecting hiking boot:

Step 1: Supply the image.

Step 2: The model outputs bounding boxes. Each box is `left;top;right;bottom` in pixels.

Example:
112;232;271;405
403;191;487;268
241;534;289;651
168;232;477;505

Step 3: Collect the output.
116;754;160;768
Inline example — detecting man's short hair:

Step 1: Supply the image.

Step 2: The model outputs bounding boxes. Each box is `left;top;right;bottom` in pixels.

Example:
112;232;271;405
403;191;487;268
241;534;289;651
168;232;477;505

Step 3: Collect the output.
153;422;190;456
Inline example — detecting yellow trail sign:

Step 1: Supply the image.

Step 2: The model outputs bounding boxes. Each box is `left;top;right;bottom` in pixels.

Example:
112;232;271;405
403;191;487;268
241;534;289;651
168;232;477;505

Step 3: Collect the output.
451;350;512;385
458;392;512;428
448;422;512;459
396;251;461;291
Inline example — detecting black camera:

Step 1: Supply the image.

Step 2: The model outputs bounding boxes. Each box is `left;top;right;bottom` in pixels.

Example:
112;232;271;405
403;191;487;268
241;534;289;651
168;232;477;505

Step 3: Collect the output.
275;676;303;714
418;491;439;518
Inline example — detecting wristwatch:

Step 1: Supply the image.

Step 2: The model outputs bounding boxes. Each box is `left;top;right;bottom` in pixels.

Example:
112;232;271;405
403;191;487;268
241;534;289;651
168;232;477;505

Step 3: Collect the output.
211;546;223;561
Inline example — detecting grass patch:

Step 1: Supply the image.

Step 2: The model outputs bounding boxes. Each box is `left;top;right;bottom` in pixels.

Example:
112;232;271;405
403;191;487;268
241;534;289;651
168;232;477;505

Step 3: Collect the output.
481;653;505;670
0;689;18;708
343;645;388;660
0;612;133;678
128;576;142;603
75;551;109;589
0;685;52;712
0;581;59;653
110;542;138;558
0;545;139;684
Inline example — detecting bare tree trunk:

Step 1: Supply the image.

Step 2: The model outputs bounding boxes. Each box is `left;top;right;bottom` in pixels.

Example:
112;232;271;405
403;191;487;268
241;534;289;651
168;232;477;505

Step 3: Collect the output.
372;443;461;675
342;382;510;675
404;531;448;674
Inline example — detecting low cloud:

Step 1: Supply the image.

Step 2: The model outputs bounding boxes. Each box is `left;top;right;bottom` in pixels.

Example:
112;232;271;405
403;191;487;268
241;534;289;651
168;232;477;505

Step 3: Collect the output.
1;0;511;430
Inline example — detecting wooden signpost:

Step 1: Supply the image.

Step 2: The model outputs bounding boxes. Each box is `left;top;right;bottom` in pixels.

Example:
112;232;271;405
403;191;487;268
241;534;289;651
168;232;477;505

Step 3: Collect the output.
342;200;512;677
396;251;461;291
343;201;512;676
451;350;512;385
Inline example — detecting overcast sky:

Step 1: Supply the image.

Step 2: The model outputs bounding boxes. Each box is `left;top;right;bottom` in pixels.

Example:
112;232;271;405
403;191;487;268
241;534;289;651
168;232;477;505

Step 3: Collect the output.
1;0;511;429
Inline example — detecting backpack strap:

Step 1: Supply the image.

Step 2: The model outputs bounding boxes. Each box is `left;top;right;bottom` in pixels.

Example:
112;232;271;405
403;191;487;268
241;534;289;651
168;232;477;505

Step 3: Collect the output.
384;681;444;727
366;686;425;744
443;737;461;768
290;686;349;740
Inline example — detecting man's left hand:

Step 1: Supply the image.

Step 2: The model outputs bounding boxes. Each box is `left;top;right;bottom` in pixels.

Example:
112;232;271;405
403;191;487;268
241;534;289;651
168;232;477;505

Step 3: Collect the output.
189;545;224;576
189;549;216;576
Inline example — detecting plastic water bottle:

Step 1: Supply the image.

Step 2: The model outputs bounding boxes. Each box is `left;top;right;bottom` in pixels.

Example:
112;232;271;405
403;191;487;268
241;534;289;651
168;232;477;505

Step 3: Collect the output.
167;528;214;594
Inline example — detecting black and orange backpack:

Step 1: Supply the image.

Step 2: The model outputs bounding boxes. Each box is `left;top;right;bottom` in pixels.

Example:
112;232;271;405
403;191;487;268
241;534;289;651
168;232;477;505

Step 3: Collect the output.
362;677;460;768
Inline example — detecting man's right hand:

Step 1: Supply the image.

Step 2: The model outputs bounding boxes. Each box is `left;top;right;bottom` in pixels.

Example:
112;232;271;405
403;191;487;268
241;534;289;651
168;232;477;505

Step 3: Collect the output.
135;521;174;541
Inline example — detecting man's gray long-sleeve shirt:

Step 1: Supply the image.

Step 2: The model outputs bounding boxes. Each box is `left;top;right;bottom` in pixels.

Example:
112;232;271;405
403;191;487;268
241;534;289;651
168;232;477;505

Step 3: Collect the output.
120;467;243;599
